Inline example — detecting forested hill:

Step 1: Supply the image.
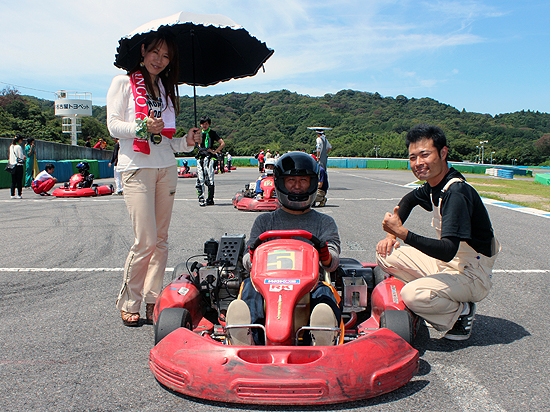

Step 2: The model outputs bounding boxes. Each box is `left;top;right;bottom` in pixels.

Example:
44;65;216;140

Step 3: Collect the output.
3;87;550;165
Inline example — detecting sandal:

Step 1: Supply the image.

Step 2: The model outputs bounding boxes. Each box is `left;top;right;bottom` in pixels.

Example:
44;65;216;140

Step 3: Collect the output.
121;310;140;327
146;304;155;324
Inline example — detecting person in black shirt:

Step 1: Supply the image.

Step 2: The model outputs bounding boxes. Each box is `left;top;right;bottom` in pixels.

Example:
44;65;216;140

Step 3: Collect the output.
376;124;500;341
195;116;225;206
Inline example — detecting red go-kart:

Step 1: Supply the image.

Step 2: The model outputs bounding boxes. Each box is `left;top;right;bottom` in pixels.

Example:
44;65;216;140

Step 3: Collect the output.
232;175;279;211
178;166;197;178
52;173;113;197
150;230;419;405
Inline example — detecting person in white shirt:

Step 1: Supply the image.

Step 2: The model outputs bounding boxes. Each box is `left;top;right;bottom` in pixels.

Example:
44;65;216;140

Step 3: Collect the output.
315;130;332;170
107;29;200;327
8;135;26;199
32;163;57;196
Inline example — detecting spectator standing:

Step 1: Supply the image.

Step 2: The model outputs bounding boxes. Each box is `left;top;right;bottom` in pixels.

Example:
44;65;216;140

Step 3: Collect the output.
24;137;37;187
94;137;107;150
315;129;332;170
257;150;265;172
85;136;92;147
8;135;26;199
195;115;225;206
109;137;123;195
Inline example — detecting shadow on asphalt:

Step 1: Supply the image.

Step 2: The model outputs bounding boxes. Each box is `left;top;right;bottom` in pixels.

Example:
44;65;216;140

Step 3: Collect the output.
414;314;530;354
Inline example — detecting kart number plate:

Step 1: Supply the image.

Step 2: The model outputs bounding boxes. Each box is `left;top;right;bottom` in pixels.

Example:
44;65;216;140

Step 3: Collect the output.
265;250;303;271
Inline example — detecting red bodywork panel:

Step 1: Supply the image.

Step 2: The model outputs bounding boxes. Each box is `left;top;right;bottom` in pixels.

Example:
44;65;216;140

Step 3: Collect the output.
259;176;275;198
251;238;319;345
232;193;279;211
150;327;418;405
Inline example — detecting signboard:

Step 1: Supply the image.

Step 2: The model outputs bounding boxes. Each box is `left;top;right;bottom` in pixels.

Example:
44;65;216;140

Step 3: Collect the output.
54;99;92;116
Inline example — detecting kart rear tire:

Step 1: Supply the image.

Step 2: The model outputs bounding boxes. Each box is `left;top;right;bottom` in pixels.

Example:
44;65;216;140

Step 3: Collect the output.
154;307;192;345
380;309;413;345
172;262;187;281
373;266;387;286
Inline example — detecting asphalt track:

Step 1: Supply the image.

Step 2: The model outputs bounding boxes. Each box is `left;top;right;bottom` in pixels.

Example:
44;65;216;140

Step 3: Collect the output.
1;167;549;412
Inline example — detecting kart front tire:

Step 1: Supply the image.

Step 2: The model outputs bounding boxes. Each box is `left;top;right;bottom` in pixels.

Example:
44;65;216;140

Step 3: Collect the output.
380;309;413;345
154;307;192;345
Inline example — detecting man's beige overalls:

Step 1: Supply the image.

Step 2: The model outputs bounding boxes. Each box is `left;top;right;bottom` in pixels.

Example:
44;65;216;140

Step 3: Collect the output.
377;178;500;331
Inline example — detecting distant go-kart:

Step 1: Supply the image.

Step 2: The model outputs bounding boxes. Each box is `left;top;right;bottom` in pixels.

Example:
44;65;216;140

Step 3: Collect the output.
177;166;197;178
232;175;279;211
52;173;113;197
149;230;419;405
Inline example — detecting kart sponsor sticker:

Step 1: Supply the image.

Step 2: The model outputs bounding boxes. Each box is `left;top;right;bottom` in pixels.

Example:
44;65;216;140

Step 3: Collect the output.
269;284;294;292
390;284;399;304
264;279;300;284
178;287;190;296
265;250;303;271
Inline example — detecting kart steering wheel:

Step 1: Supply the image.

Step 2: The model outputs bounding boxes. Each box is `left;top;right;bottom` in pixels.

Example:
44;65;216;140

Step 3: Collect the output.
250;229;323;254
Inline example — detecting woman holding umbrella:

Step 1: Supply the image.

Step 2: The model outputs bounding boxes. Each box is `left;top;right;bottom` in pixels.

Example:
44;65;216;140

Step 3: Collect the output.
107;28;200;327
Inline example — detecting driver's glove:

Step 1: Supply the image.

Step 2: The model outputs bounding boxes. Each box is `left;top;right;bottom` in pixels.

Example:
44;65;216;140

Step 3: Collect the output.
319;241;331;263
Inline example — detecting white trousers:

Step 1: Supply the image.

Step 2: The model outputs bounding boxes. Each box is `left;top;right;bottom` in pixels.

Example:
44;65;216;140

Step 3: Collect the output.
376;241;498;331
116;166;177;313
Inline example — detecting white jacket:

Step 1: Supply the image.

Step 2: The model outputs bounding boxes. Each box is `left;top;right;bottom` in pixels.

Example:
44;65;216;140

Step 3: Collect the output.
107;74;193;172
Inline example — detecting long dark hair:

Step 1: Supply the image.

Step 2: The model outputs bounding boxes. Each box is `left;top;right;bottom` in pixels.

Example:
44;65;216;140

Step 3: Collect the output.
129;29;180;115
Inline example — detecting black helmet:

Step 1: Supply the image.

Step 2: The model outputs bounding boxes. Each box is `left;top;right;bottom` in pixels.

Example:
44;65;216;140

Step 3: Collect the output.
76;161;90;172
274;151;319;211
182;159;188;166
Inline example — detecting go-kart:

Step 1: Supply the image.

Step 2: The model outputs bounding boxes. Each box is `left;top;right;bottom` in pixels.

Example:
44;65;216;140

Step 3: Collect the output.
150;230;419;405
177;166;197;178
232;175;279;211
52;173;113;197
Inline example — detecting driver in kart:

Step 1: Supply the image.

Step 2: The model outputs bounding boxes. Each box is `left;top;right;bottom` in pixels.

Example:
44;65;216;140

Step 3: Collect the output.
226;151;342;346
253;157;276;198
76;161;94;188
181;159;190;174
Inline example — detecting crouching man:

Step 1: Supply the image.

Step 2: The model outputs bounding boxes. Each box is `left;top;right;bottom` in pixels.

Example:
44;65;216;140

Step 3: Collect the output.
376;124;500;340
32;163;57;196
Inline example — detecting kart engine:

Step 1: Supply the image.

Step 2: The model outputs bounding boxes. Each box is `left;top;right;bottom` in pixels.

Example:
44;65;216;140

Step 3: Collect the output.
193;234;247;315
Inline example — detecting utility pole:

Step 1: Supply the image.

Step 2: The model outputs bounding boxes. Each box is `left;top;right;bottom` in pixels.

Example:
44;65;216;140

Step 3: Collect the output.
479;140;488;164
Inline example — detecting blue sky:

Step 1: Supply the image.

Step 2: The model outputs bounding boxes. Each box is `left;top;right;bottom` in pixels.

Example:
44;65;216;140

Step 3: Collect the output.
1;0;548;116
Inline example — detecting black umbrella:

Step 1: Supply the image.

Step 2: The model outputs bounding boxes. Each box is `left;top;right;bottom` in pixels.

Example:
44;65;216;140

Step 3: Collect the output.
114;12;274;125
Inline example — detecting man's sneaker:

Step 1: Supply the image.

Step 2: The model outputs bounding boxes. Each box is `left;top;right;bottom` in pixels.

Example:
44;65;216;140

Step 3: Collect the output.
309;303;339;346
206;199;215;206
198;198;206;207
318;198;327;207
444;302;476;341
225;300;254;345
